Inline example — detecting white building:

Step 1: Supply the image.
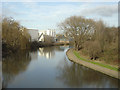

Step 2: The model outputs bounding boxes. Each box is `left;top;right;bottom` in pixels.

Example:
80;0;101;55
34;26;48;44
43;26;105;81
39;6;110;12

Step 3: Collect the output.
28;29;39;41
38;30;56;42
39;30;56;37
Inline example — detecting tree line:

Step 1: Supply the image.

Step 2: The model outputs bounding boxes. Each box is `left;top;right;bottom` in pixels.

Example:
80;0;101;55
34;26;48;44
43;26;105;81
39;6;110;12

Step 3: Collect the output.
2;17;31;56
59;16;118;65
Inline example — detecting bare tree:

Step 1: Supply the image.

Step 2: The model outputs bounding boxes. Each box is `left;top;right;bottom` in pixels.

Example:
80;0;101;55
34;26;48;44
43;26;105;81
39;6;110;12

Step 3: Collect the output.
59;16;96;50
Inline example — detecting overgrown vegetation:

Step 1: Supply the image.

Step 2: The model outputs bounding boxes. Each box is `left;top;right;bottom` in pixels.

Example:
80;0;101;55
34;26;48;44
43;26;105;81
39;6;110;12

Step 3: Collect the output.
59;16;118;65
2;17;32;56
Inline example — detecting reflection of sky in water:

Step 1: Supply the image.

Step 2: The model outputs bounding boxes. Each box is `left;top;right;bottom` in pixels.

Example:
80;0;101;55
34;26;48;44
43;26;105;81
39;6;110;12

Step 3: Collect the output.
2;46;119;88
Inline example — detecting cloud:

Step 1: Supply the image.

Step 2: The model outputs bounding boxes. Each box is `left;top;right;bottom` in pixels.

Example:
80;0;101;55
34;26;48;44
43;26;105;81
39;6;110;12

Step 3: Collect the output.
2;3;22;17
81;4;118;17
2;8;19;16
2;2;118;29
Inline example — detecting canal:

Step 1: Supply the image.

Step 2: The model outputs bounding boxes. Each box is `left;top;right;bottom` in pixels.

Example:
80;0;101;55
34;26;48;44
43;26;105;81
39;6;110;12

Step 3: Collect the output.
2;46;119;88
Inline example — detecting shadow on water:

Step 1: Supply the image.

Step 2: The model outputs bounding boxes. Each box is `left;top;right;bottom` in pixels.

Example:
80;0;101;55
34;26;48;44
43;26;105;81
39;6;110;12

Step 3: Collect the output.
2;50;32;88
57;57;119;88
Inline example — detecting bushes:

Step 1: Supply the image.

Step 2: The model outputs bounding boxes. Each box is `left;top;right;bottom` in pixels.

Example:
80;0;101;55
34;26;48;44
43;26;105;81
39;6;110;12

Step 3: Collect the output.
30;41;40;51
85;41;101;60
2;17;31;56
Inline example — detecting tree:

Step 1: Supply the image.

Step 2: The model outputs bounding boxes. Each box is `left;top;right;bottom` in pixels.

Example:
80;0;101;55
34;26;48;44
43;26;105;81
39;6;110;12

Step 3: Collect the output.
2;17;31;52
59;16;96;50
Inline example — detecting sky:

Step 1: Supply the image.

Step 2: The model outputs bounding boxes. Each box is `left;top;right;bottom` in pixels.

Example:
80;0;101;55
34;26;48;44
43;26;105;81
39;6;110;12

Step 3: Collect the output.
2;1;118;32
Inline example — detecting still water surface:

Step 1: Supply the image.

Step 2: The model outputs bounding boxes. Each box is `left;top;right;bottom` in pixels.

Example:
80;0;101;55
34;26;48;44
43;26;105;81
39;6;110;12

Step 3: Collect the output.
2;46;119;88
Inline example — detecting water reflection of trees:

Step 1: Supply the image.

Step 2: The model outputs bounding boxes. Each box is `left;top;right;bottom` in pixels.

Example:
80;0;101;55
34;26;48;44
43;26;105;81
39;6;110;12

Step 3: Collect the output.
57;58;118;88
2;51;31;88
29;50;38;60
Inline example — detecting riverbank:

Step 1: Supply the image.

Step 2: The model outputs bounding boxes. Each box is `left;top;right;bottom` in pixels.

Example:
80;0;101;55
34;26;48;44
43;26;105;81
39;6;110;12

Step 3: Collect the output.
2;41;69;58
66;48;120;79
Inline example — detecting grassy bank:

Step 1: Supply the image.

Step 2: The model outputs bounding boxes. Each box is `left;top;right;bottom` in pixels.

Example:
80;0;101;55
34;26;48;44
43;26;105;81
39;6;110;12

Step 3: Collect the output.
74;51;118;71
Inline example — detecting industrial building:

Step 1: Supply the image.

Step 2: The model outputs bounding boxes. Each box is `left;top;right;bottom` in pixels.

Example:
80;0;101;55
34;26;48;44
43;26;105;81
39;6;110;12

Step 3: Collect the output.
28;29;39;41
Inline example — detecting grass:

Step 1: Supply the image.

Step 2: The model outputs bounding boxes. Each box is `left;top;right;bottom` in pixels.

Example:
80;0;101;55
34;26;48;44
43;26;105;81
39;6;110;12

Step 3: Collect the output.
73;51;118;71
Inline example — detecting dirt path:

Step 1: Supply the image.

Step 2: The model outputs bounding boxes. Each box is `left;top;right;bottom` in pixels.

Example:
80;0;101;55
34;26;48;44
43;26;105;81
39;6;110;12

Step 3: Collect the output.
66;48;120;79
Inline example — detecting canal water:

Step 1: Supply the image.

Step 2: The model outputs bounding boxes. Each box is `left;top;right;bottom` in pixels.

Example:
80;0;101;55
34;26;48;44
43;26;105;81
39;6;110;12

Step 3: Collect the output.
2;46;119;88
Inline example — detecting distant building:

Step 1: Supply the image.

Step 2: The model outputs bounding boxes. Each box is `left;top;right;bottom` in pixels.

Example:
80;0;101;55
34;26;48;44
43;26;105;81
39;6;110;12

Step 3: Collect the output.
39;30;56;37
28;29;39;41
38;34;55;43
38;30;56;42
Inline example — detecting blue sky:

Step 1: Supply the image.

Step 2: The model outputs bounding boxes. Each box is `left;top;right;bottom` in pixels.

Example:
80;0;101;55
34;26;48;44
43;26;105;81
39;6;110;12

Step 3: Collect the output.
2;2;118;32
